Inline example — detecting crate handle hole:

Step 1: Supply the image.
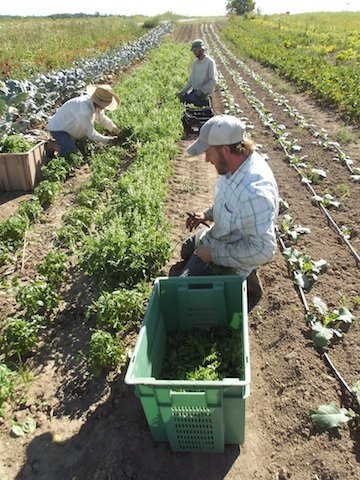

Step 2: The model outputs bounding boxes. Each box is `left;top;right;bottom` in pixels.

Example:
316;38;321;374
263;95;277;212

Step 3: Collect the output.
187;284;214;290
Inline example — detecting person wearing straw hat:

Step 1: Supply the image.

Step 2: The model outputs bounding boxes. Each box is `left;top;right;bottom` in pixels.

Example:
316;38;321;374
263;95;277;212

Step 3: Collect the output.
178;39;217;107
46;84;120;158
169;114;279;311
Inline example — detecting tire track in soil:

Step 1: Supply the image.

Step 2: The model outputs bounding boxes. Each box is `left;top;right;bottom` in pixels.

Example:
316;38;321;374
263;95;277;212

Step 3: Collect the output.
165;24;274;480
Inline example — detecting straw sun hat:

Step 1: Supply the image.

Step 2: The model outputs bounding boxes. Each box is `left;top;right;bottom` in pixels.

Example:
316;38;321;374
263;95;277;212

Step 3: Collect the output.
86;84;120;111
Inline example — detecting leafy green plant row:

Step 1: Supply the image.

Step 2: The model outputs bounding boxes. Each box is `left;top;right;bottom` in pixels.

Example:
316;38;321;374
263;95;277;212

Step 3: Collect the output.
221;15;360;122
0;151;84;268
79;41;190;373
1;40;191;388
205;31;359;264
207;25;358;179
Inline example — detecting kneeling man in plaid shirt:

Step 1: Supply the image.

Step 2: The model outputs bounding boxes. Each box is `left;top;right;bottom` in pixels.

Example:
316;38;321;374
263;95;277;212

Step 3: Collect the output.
170;115;279;310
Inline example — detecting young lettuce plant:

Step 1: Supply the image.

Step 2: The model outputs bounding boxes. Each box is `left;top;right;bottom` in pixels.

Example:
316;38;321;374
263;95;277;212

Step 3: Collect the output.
278;197;289;214
300;165;327;184
312;193;341;209
86;283;150;334
86;330;125;375
1;317;40;359
33;180;62;207
278;214;310;244
310;403;353;430
340;225;352;240
0;364;18;417
306;296;354;348
0;214;29;250
283;247;327;290
38;251;68;287
16;278;59;318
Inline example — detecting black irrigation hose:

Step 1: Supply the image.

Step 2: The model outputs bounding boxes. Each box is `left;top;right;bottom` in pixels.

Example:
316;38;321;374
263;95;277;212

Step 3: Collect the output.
286;159;360;265
277;232;359;410
204;28;360;265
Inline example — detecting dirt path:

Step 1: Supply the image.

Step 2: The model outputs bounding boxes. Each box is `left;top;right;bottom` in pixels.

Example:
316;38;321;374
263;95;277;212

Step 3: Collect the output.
0;23;359;480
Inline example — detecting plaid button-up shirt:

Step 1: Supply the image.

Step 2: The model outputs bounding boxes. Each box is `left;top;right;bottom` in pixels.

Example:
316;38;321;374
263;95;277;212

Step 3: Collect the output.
200;151;279;278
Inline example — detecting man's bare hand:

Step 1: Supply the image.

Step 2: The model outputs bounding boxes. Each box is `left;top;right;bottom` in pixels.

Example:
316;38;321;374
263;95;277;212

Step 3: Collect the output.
194;245;212;263
112;127;120;135
186;211;206;232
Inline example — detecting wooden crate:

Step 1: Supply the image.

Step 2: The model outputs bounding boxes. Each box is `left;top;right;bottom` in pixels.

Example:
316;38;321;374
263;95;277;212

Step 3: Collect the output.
0;141;46;192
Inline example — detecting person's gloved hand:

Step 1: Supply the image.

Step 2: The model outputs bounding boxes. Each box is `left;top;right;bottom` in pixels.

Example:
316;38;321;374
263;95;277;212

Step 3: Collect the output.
186;211;208;232
112;127;120;135
178;91;186;100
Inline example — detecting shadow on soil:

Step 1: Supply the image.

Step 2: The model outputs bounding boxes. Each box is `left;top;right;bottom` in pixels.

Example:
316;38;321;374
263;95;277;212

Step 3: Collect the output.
0;191;30;206
14;250;241;480
16;370;241;480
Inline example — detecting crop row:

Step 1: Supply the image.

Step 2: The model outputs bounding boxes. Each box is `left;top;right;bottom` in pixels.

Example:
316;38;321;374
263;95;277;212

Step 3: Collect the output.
0;16;144;80
203;26;360;264
210;45;359;426
0;23;172;138
0;40;191;417
220;15;360;122
0;151;86;269
210;26;359;180
0;23;173;268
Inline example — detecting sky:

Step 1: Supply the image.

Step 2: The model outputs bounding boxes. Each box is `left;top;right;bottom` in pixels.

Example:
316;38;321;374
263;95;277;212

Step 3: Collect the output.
0;0;359;17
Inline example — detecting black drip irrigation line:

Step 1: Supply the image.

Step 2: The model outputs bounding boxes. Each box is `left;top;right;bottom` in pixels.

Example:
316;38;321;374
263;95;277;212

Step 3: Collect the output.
282;149;360;265
277;232;359;412
203;26;360;265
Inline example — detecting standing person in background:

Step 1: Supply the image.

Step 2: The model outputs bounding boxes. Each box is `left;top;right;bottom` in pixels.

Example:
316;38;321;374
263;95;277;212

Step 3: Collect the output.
170;115;279;311
46;84;120;159
178;39;217;107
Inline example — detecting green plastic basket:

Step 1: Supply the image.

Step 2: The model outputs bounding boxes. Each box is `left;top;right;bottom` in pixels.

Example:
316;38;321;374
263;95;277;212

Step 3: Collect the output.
125;275;250;452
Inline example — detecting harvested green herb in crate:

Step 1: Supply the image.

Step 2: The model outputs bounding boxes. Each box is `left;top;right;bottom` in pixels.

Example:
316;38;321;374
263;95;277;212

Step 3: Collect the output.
161;327;243;381
125;276;251;452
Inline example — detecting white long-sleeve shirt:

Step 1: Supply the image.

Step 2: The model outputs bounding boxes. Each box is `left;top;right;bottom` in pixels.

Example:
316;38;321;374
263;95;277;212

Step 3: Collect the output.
200;151;279;278
182;55;217;95
46;95;117;143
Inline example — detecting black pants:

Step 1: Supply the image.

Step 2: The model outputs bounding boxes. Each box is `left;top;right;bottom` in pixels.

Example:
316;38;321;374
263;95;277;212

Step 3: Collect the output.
169;230;214;277
169;231;263;311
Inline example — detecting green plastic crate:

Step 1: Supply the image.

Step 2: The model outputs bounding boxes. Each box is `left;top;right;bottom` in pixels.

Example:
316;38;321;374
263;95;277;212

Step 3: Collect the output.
125;275;250;452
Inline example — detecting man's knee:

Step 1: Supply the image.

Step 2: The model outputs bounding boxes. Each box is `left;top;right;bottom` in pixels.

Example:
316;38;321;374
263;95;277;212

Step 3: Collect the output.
180;236;196;260
247;269;263;311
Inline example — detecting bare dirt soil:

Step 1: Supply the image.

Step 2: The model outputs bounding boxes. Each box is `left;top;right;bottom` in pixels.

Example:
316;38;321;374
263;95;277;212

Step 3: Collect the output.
0;23;359;480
